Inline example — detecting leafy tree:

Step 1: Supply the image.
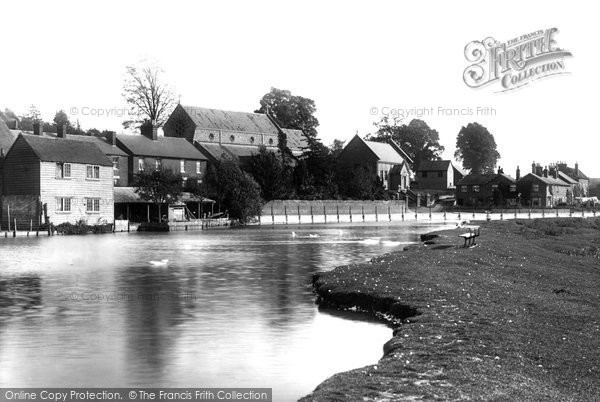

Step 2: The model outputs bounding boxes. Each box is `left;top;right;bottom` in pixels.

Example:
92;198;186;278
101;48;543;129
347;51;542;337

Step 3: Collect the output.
337;165;386;200
329;139;346;158
122;61;177;129
367;117;444;171
454;122;500;174
53;110;72;129
255;87;319;142
134;168;183;222
248;146;293;200
18;105;42;131
204;158;263;224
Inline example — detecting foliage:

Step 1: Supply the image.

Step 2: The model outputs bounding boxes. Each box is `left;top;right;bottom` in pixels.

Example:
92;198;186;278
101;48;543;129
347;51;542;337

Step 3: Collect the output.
122;61;177;129
336;165;387;200
53;110;72;129
204;158;263;224
367;117;444;171
54;219;113;235
248;146;294;200
329;139;346;158
454;122;500;174
134;168;183;222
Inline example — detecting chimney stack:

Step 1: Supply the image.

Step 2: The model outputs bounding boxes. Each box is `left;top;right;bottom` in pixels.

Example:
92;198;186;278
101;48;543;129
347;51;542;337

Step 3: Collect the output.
151;122;158;141
543;166;549;178
531;161;536;174
575;162;579;176
107;131;117;146
57;124;66;138
33;121;42;136
516;166;521;180
535;164;543;176
497;166;503;174
141;121;158;141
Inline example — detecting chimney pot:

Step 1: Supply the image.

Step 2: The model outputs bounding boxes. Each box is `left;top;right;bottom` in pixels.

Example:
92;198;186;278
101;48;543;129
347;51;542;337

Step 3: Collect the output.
516;165;521;180
57;124;66;138
543;166;549;178
575;162;579;176
107;131;116;146
33;121;42;136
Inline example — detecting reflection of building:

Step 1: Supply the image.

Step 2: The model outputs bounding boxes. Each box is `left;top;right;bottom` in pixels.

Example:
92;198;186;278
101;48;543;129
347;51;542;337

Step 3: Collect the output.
1;132;114;225
337;135;412;191
456;168;517;207
414;160;465;191
163;105;306;167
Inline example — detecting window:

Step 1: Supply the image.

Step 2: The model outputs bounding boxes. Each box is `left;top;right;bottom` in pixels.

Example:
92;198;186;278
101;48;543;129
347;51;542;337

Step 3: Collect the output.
56;197;71;212
268;138;274;145
230;135;235;142
182;177;188;185
461;186;468;193
139;158;145;171
250;136;255;144
56;163;71;178
422;171;428;178
473;185;480;193
155;158;162;170
208;133;215;141
532;184;539;192
180;159;186;173
510;184;517;192
196;161;201;174
86;165;100;179
112;157;120;177
437;171;444;178
384;170;388;180
86;198;100;212
491;184;499;190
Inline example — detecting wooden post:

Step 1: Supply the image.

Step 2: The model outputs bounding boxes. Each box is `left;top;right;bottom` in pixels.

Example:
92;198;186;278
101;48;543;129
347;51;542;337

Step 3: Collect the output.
401;205;404;221
443;211;446;220
349;206;352;223
14;218;17;237
284;205;288;225
323;205;327;223
388;205;391;221
500;209;503;220
336;204;340;223
271;204;275;225
375;206;378;222
298;205;301;224
361;205;365;222
147;204;150;222
429;206;432;220
7;204;10;232
311;205;314;224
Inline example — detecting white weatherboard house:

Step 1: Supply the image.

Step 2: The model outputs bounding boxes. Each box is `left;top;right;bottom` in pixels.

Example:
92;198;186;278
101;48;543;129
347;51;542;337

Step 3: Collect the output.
1;133;114;226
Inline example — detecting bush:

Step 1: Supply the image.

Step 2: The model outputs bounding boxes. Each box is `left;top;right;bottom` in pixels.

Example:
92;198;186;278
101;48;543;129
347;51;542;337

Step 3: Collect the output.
54;219;113;235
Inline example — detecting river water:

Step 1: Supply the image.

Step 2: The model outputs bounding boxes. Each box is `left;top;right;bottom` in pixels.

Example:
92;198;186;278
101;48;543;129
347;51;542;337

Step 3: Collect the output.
0;222;450;400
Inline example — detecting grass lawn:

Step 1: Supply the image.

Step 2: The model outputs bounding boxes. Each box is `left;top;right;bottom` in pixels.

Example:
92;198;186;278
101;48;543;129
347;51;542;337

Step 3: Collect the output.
302;218;600;401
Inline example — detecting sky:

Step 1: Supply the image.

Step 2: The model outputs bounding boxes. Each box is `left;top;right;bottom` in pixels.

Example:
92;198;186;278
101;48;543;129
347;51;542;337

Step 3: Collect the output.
1;0;598;177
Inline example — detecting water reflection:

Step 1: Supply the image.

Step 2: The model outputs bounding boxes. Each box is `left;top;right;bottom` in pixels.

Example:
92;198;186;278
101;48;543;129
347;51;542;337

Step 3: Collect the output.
0;222;451;400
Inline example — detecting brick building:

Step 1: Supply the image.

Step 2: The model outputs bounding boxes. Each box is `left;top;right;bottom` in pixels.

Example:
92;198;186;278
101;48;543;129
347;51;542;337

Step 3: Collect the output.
163;105;306;166
518;164;571;207
1;133;114;226
456;169;517;207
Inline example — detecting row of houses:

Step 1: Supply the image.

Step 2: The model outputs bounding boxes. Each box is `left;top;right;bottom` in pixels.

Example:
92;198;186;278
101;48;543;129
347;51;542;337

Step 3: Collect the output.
0;105;307;227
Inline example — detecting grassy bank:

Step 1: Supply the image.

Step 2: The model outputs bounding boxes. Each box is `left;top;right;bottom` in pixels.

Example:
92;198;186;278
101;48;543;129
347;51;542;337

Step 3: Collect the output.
302;218;600;401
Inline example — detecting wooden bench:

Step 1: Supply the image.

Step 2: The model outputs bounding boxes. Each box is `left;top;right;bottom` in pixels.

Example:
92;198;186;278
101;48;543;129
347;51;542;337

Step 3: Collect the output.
459;226;480;247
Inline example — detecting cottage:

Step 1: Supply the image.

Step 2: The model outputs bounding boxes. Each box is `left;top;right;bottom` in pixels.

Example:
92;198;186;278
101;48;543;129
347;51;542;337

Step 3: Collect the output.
555;162;589;197
115;124;208;187
163;105;307;166
1;133;114;226
337;135;412;192
414;160;466;191
518;164;570;207
456;169;517;207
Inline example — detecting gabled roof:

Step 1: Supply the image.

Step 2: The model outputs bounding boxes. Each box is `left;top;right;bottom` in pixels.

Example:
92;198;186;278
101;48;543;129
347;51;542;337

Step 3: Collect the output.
0;125;19;154
520;173;569;186
557;171;578;185
39;132;128;157
558;165;589;181
17;134;112;166
197;143;263;161
362;138;407;164
458;173;516;185
182;105;280;134
116;135;206;160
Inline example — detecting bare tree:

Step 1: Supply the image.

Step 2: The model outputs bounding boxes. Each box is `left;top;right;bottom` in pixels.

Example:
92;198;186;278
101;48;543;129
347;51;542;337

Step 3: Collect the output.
122;62;176;129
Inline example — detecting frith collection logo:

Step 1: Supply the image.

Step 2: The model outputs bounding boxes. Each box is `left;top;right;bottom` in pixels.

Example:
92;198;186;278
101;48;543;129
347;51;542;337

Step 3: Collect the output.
463;28;572;92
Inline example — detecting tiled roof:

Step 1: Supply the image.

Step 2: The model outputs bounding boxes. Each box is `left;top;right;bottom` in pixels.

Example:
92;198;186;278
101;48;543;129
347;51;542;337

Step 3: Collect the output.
0;124;19;154
520;173;569;186
117;135;206;160
458;173;516;185
418;160;451;171
281;128;308;151
182;105;279;134
557;171;578;185
19;134;112;166
558;165;589;181
362;139;406;164
40;132;128;157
